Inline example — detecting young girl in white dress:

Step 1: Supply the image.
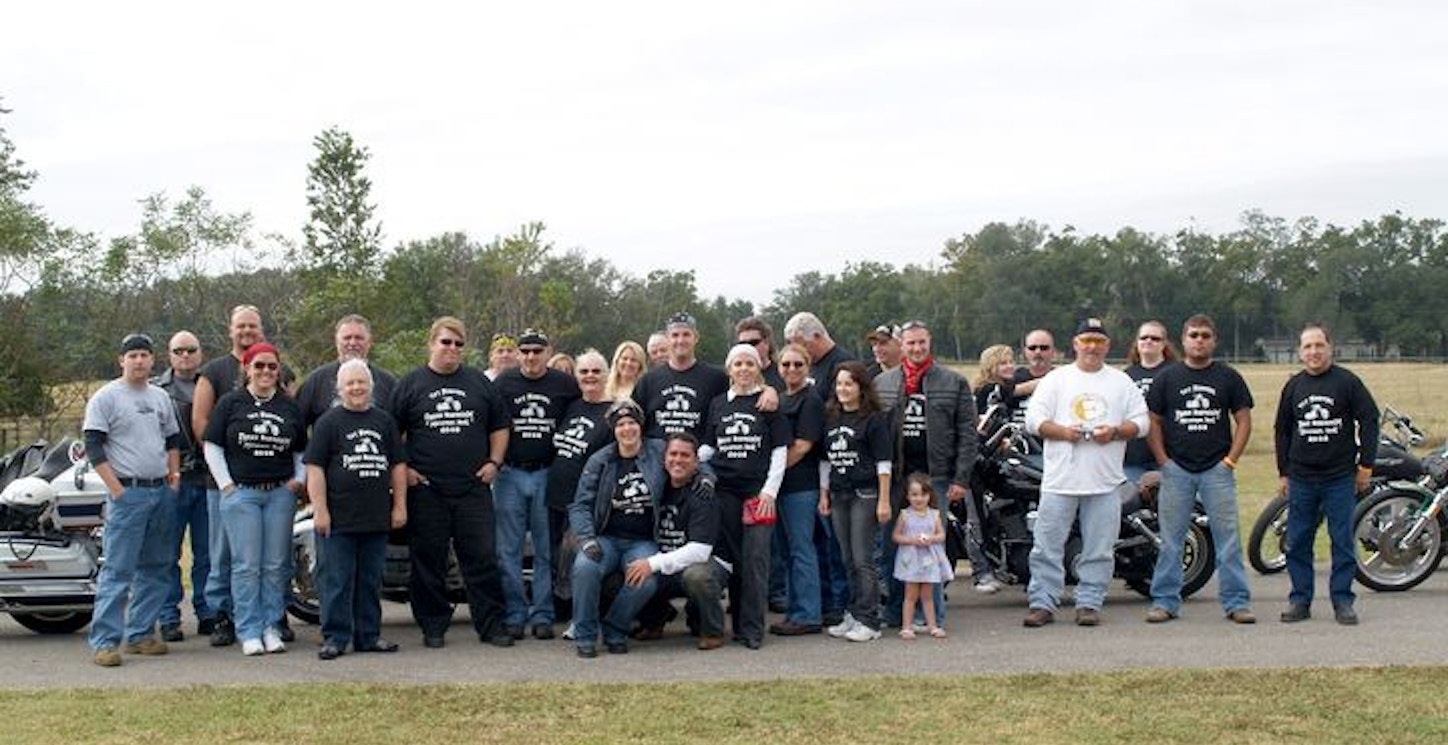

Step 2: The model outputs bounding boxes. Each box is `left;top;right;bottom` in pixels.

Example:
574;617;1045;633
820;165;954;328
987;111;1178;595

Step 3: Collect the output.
892;473;954;639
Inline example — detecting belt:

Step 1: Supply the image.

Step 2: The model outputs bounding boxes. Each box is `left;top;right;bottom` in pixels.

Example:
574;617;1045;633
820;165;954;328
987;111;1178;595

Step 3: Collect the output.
118;477;166;488
505;460;549;472
238;480;288;491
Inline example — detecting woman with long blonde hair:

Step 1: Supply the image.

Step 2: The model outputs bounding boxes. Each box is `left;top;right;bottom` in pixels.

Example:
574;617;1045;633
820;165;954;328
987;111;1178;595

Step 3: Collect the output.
605;341;646;402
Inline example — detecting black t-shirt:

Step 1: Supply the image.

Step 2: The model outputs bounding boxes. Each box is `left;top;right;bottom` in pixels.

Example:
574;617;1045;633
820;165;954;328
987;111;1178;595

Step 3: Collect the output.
303;406;406;533
389;364;511;494
295;360;399;431
1274;365;1379;481
1124;362;1167;469
825;409;893;492
493;368;581;465
200;354;298;404
1147;361;1254;473
780;386;824;494
204;389;307;484
900;392;929;475
657;480;719;553
703;391;791;496
632;360;729;439
809;344;855;403
546;398;614;508
1009;366;1046;426
603;457;654;541
973;380;1014;419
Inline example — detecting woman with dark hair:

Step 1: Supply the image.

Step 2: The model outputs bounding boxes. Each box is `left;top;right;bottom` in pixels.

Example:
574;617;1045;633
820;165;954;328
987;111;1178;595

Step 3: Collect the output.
203;342;307;656
818;360;893;642
700;343;790;650
1123;320;1179;482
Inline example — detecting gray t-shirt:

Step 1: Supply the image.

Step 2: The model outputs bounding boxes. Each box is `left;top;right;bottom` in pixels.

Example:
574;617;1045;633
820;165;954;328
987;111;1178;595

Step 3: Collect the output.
83;378;180;479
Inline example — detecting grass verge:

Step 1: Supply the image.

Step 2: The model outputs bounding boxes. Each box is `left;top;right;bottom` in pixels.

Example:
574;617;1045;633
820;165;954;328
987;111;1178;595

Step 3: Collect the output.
4;667;1446;744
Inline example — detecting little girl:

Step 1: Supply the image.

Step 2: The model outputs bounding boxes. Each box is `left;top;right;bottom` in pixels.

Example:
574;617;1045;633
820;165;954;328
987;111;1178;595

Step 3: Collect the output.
892;473;954;639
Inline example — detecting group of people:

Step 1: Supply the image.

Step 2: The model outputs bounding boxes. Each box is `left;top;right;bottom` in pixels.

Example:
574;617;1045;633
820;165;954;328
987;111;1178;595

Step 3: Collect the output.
81;302;1378;667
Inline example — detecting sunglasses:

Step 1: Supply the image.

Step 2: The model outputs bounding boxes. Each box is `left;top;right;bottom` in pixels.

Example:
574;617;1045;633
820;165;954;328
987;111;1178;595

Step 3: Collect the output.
779;360;806;368
250;361;279;371
1025;344;1052;352
739;337;765;345
519;347;546;356
438;338;466;348
577;368;603;375
1076;337;1109;346
172;346;199;354
1186;331;1214;339
1137;335;1163;342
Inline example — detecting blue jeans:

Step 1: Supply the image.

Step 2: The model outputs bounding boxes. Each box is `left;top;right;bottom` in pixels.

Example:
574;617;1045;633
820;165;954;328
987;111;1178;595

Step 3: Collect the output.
161;481;212;627
882;477;947;628
317;530;387;650
493;467;554;626
1285;474;1357;608
203;488;233;617
1028;488;1121;612
570;536;658;648
777;489;823;624
89;485;174;650
1150;461;1249;614
220;485;295;642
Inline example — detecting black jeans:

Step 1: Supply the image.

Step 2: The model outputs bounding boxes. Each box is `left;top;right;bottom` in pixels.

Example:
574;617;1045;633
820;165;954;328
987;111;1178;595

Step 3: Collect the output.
717;490;773;643
407;482;507;639
831;487;883;630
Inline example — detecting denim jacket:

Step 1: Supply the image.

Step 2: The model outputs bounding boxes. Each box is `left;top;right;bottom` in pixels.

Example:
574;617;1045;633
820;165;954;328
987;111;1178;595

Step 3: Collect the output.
569;438;669;542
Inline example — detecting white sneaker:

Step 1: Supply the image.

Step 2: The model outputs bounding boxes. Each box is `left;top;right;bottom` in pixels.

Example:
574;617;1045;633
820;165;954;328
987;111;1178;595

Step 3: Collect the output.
241;638;265;656
843;623;882;642
262;628;287;654
561;623;577;641
826;612;857;638
974;577;1003;594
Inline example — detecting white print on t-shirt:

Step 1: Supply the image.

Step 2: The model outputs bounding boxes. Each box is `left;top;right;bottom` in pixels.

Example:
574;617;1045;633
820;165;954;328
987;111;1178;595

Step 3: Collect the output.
1295;395;1342;443
238;410;291;458
554;417;597;460
656;384;702;434
422;388;475;435
612;471;651;514
826;425;859;471
341;427;388;480
1070;393;1109;428
1172;384;1222;433
902;395;926;439
717;411;762;459
657;504;685;551
511;392;557;441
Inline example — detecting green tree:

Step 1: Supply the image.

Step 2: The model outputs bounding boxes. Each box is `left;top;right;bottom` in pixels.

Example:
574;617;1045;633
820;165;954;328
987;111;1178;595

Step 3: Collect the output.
300;126;383;283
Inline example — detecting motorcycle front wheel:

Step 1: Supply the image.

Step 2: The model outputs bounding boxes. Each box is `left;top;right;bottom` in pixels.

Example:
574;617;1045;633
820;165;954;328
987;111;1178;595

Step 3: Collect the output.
1246;494;1289;575
1354;490;1444;592
288;539;323;625
1125;514;1216;598
11;610;92;634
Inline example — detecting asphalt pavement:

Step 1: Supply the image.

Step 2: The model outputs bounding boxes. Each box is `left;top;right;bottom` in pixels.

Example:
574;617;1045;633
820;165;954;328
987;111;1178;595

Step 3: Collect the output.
3;568;1445;690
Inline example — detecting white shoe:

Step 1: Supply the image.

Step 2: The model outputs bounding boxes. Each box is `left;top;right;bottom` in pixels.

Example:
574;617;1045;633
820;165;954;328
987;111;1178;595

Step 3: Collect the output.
974;577;1003;594
262;628;287;654
844;623;882;642
241;638;265;656
826;612;857;638
561;623;577;641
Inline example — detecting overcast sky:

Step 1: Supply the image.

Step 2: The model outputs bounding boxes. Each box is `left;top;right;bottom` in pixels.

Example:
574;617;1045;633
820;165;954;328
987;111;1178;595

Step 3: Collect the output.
6;1;1447;307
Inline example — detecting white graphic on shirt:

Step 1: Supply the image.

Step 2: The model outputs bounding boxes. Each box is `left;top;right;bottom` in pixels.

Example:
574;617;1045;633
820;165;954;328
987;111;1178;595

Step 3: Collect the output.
341;428;389;479
1296;396;1342;443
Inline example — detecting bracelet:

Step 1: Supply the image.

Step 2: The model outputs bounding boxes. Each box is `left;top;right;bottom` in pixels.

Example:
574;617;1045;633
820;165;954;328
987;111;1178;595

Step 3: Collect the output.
1222;457;1237;470
483;459;498;469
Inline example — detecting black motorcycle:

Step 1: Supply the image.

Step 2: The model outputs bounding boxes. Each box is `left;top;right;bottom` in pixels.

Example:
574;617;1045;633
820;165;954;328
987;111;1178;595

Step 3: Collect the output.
1246;407;1425;575
948;403;1216;598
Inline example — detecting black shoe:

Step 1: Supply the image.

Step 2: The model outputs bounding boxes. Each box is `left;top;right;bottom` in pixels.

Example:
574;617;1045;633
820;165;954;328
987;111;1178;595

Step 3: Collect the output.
769;620;823;636
276;617;295;643
483;632;516;648
768;600;787;614
738;637;762;650
197;617;217;636
502;624;525;640
318;644;343;660
1333;603;1358;626
160;624;184;643
605;641;629;655
1280;603;1311;623
356;638;399;653
209;614;236;647
576;645;598;658
423;634;446;649
822;611;844;627
531;623;555;640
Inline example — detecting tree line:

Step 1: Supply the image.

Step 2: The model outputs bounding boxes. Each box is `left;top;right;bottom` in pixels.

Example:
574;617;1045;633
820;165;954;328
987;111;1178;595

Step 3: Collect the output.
4;101;1447;432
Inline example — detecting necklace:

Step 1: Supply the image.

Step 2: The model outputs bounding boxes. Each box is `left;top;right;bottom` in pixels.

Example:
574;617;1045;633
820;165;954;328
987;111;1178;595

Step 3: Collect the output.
249;386;275;407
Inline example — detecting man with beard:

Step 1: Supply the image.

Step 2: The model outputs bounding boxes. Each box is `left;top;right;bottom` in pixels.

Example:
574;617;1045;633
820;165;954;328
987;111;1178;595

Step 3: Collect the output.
296;314;398;430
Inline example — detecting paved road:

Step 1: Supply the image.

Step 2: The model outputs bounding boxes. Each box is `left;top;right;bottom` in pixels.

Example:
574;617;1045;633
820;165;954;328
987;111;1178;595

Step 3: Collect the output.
4;569;1444;689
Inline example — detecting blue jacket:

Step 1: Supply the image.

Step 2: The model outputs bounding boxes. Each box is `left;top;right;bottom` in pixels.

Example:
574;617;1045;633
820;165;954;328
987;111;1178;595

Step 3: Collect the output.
569;439;669;542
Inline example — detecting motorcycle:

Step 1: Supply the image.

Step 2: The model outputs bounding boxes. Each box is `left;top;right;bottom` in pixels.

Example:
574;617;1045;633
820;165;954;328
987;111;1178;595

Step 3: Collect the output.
949;402;1216;598
1246;406;1426;575
1351;448;1448;592
0;437;109;634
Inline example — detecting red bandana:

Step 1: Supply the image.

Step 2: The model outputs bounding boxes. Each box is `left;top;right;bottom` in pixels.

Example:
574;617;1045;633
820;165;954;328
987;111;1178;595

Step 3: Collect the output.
903;355;933;396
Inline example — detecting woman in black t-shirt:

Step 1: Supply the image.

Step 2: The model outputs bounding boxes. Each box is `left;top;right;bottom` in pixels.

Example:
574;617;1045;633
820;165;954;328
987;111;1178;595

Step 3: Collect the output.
303;359;408;659
701;343;790;649
819;360;894;641
202;343;307;657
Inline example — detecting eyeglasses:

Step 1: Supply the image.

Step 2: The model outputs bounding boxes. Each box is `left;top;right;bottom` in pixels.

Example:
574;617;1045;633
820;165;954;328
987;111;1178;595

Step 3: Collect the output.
1025;345;1052;352
250;361;279;371
577;368;603;375
1137;335;1163;342
779;360;806;368
519;347;546;356
438;338;466;348
1186;331;1214;340
739;337;764;345
1076;337;1109;346
171;346;199;354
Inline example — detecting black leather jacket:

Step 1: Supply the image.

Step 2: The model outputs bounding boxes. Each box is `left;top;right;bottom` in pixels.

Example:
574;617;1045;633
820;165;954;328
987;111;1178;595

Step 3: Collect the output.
875;363;978;491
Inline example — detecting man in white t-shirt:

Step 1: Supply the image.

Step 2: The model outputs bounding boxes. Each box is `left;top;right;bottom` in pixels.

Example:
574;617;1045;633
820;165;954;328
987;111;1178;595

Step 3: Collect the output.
1022;318;1149;628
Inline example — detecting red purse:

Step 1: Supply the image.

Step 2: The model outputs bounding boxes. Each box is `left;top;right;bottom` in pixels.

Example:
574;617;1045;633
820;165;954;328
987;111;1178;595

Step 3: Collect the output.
742;496;777;526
